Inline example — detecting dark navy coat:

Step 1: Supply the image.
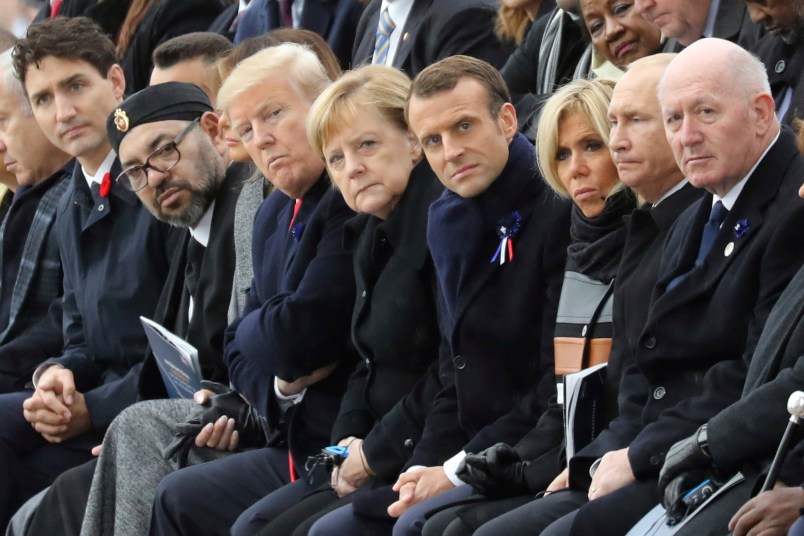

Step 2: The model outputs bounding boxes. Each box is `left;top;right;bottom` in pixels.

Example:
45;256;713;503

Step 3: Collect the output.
48;160;181;430
234;0;365;69
404;134;571;469
224;173;358;471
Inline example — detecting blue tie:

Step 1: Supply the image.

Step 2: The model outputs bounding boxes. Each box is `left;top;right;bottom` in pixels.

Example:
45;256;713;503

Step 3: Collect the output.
667;201;729;290
374;9;396;65
694;201;729;268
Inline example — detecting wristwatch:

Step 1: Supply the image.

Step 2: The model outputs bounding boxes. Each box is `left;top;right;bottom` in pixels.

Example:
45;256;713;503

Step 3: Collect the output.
697;424;711;458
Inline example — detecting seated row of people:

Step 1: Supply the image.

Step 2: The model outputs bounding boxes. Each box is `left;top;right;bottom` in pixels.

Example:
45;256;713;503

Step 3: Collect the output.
0;3;803;536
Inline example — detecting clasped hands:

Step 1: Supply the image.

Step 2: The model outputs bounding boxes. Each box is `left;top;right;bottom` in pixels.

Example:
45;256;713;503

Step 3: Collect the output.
23;365;90;443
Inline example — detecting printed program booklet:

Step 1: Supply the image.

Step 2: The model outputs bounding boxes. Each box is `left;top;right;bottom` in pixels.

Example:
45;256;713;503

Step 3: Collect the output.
140;316;202;399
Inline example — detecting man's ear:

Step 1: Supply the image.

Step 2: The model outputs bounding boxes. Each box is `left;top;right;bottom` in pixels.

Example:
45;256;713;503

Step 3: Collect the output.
200;111;227;157
498;102;518;143
751;92;777;137
106;64;126;102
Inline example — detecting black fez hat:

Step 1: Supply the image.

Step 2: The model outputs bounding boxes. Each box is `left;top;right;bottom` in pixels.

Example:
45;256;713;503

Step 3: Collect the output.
106;82;213;153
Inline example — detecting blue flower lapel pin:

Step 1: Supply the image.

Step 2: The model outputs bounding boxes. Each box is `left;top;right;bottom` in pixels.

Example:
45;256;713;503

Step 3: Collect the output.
490;211;522;265
725;219;749;257
291;222;305;242
733;219;749;239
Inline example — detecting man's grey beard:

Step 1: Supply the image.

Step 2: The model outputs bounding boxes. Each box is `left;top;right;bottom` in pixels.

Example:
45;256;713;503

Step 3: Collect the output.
152;190;211;228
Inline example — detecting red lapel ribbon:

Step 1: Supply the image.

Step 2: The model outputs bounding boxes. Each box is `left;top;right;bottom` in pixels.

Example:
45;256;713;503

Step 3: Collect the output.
99;172;111;198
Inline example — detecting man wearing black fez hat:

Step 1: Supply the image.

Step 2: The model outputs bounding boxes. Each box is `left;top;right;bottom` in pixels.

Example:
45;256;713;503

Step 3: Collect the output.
0;17;183;524
108;82;226;227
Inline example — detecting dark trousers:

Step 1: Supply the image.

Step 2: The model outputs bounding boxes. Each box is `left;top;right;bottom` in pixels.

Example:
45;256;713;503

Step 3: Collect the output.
472;479;660;536
149;447;297;536
421;495;534;536
232;469;332;536
0;391;97;529
26;459;97;535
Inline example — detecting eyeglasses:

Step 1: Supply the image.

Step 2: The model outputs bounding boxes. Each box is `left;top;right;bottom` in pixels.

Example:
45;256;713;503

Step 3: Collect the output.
116;118;200;192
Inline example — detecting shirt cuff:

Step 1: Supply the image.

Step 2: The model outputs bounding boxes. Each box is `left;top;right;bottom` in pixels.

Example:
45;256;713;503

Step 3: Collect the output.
274;377;306;412
32;363;63;389
443;450;468;487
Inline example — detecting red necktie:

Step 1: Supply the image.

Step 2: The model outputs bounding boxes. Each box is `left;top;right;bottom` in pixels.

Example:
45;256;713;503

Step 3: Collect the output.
288;198;302;231
288;450;297;482
50;0;63;17
99;172;111;198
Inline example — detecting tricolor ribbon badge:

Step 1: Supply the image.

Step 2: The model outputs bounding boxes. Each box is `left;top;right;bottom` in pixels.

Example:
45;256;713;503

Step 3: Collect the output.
490;211;522;265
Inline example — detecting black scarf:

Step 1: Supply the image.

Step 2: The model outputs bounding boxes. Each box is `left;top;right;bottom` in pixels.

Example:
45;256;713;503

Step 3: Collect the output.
566;188;635;282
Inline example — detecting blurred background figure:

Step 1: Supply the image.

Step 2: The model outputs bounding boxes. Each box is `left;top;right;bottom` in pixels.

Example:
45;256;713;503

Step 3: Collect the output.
0;0;41;36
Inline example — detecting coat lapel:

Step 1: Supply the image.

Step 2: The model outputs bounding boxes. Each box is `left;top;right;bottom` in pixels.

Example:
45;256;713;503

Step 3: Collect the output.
392;0;430;69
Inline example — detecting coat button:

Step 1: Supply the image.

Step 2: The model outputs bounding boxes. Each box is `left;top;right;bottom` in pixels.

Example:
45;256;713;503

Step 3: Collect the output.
361;290;367;299
776;60;786;73
453;355;466;370
653;386;666;400
97;204;104;211
404;438;414;449
365;358;371;368
644;335;656;349
650;455;661;466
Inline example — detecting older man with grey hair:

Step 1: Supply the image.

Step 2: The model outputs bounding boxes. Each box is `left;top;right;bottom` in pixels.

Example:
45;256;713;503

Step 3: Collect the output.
0;48;70;393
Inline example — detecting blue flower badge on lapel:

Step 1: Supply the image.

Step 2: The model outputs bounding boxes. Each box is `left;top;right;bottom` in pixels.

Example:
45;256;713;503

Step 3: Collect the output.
734;219;749;239
291;223;305;242
490;211;522;265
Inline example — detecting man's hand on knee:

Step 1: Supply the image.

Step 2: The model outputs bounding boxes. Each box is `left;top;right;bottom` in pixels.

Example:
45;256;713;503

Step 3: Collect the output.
388;466;455;517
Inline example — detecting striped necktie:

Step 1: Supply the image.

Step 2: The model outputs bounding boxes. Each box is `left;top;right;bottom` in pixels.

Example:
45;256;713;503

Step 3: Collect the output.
373;9;396;65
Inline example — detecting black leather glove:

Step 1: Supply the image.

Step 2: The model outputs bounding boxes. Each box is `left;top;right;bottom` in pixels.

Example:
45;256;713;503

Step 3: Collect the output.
456;443;531;498
658;427;714;496
662;470;724;526
162;381;270;468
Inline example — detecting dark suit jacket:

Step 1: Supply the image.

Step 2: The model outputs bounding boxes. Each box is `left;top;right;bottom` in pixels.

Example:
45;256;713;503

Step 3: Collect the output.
352;0;513;76
753;33;804;128
234;0;365;68
121;0;229;94
402;134;571;469
224;173;358;471
208;2;239;42
503;9;588;129
138;163;248;399
330;164;443;480
47;160;182;431
703;260;804;483
666;0;761;51
574;129;804;482
0;166;71;390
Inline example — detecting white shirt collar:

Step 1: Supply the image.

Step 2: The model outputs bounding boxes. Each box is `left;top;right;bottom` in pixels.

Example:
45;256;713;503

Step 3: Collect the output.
81;150;117;189
715;130;780;211
376;0;415;65
189;199;216;247
702;0;720;38
653;178;688;207
238;0;249;12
